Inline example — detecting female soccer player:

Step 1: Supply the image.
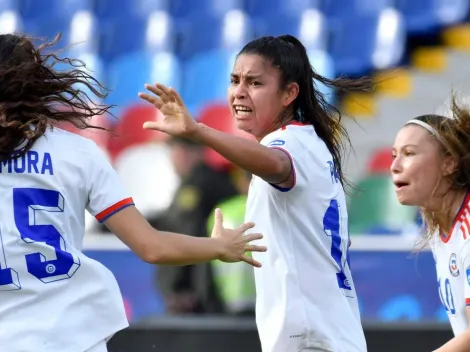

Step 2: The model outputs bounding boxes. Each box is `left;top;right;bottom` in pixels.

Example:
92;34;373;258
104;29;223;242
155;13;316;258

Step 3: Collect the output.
0;34;266;352
391;99;470;352
139;35;372;352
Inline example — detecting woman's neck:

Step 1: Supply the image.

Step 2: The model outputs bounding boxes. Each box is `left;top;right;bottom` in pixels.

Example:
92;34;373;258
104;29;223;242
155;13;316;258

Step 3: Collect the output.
429;189;467;234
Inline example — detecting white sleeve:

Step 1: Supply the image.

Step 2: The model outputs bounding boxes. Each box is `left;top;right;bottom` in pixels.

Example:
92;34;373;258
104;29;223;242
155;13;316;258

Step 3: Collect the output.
85;142;134;223
260;129;306;191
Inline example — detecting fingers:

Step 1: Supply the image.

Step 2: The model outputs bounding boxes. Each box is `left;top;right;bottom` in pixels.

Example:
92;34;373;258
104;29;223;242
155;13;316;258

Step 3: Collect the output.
138;92;163;109
213;208;223;232
143;121;163;131
156;83;174;103
170;88;185;106
241;254;262;268
244;244;267;253
237;221;255;234
243;232;263;242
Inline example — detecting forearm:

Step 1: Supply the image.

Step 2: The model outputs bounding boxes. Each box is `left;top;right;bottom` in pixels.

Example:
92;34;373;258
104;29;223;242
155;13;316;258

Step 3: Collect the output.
191;123;288;183
147;231;224;265
434;330;470;352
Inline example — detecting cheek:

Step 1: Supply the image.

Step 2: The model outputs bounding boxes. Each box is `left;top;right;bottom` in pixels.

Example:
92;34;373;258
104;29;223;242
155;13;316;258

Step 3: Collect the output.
411;161;441;192
252;92;282;122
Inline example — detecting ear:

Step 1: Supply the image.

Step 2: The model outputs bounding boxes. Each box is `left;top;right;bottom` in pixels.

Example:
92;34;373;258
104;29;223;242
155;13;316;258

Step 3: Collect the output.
282;82;299;107
442;155;458;177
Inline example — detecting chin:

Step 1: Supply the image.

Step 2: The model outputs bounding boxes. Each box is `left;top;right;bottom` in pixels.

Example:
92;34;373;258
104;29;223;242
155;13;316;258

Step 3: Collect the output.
396;194;419;207
235;120;251;131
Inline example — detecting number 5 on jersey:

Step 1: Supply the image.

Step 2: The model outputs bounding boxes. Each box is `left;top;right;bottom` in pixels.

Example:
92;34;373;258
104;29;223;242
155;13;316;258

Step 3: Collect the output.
0;188;81;291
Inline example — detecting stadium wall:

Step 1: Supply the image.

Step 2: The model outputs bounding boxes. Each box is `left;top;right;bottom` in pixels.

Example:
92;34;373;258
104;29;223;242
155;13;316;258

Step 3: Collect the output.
107;317;453;352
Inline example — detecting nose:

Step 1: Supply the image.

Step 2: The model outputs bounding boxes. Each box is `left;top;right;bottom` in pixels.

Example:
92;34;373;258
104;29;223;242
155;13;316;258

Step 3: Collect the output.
232;83;247;100
390;155;402;175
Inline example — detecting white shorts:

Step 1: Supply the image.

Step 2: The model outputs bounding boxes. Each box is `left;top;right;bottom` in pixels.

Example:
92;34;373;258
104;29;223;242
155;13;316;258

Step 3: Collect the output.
85;340;108;352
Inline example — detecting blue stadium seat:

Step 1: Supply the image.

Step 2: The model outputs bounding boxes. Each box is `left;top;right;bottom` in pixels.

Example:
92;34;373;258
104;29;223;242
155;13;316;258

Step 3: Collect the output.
22;16;71;42
23;11;99;53
321;0;393;22
256;9;328;51
308;50;335;105
328;9;406;76
245;0;320;19
0;0;19;12
93;0;171;20
178;11;254;60
99;12;175;63
19;0;93;20
107;51;182;113
171;0;243;19
182;49;237;116
395;0;470;34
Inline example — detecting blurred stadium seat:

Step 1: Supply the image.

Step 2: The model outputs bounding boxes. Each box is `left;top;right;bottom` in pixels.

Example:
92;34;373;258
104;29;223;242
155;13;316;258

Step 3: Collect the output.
171;0;244;19
19;0;94;21
93;0;171;20
107;51;181;113
182;49;236;116
107;103;168;161
329;8;406;76
348;175;418;235
246;0;321;19
256;9;328;51
99;11;175;63
0;0;18;13
178;10;254;60
395;0;470;34
366;147;394;175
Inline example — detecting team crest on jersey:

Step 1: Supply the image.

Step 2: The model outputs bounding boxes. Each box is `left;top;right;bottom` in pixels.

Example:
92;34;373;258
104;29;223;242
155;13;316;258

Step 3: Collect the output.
267;139;285;147
449;253;459;277
467;267;470;286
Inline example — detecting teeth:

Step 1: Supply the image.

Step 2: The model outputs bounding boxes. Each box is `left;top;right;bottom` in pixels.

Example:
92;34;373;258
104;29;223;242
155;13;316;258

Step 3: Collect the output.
234;106;252;112
237;111;251;116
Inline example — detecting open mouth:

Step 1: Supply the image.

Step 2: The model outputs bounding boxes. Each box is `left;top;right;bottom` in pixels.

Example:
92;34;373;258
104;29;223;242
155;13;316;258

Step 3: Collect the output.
394;181;409;190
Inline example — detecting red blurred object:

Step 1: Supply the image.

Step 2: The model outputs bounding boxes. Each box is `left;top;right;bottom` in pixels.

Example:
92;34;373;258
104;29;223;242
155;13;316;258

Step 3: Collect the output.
54;109;111;151
197;103;254;171
107;103;168;161
367;147;393;174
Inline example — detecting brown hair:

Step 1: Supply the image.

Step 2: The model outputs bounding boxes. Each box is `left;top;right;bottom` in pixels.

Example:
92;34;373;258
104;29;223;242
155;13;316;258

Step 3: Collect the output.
412;95;470;240
0;33;113;162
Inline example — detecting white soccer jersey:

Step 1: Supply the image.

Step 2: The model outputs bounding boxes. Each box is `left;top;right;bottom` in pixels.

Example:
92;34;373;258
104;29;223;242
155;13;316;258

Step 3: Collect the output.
431;193;470;336
0;127;133;352
245;123;367;352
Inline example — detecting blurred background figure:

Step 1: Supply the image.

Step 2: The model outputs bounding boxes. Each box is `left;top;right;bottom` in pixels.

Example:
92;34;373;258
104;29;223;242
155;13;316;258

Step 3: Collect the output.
147;136;238;315
206;169;256;317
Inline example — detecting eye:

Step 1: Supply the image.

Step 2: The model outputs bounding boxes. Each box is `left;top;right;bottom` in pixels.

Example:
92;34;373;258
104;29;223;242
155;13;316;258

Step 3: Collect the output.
391;153;397;159
230;77;238;84
250;81;261;86
404;150;415;157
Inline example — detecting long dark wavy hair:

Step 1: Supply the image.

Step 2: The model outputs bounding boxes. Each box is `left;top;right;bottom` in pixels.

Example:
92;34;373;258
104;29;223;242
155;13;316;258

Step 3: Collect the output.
0;33;113;161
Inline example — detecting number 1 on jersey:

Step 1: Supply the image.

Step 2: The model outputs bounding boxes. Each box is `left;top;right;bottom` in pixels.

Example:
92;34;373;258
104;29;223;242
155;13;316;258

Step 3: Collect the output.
0;230;21;291
323;199;353;297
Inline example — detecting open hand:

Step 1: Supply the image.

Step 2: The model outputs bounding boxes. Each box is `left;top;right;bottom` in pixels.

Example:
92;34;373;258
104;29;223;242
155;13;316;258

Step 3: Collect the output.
211;208;266;268
138;83;198;138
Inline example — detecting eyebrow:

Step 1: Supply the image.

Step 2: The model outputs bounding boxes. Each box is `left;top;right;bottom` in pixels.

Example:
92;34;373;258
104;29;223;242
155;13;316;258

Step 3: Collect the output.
230;73;262;80
392;143;419;150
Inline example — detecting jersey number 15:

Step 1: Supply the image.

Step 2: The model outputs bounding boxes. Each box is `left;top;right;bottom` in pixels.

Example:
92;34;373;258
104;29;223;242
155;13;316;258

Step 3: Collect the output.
0;188;81;291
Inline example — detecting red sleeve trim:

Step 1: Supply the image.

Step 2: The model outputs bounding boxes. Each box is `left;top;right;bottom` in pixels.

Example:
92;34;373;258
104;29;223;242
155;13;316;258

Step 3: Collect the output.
95;197;134;223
